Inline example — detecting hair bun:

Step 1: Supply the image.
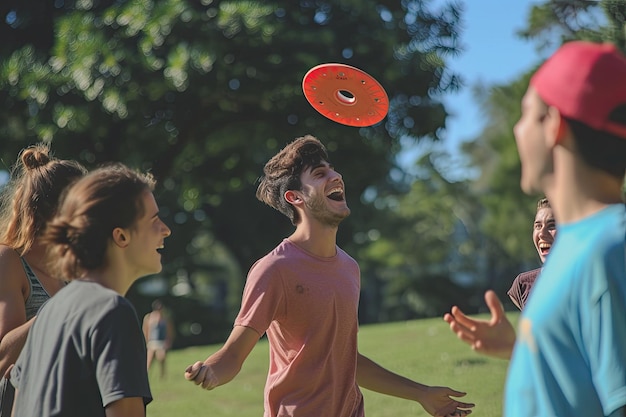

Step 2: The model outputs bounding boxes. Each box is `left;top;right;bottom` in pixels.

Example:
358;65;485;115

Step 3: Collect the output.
20;145;52;170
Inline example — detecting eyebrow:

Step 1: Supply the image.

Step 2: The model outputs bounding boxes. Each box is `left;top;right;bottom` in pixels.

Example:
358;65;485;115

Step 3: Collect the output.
309;162;334;171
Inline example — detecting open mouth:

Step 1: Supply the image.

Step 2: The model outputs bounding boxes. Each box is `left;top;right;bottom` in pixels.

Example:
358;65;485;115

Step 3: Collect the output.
326;186;345;201
538;242;551;255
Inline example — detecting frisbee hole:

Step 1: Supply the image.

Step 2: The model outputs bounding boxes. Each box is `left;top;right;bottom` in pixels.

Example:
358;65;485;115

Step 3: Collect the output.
336;89;356;105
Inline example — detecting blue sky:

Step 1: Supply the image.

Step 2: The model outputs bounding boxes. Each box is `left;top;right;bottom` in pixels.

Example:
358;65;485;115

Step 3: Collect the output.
401;0;547;179
442;0;543;145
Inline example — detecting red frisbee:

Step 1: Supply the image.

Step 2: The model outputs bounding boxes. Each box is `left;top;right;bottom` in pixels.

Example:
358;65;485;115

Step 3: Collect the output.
302;63;389;127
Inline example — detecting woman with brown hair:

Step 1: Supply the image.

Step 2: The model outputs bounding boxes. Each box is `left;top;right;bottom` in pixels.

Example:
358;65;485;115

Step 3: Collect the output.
0;144;86;416
11;163;171;417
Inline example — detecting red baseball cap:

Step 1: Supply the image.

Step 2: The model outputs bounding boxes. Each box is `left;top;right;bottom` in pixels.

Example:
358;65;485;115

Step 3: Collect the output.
530;41;626;140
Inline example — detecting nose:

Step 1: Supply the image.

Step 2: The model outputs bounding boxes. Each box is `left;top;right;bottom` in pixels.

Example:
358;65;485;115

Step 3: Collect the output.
162;221;172;237
538;224;551;239
330;169;342;181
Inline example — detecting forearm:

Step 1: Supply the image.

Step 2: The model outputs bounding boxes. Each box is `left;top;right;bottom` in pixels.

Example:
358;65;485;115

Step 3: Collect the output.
0;318;34;377
201;349;244;387
356;353;427;402
186;325;259;390
105;397;146;417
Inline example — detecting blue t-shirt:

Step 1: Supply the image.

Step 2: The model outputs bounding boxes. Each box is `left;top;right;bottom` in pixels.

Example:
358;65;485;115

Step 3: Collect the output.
505;204;626;416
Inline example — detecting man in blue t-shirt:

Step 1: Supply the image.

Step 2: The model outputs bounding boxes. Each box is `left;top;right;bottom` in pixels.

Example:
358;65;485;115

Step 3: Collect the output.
444;41;626;416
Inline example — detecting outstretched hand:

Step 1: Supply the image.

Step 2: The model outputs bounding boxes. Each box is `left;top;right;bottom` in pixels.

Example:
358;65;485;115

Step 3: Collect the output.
421;386;474;417
443;290;516;360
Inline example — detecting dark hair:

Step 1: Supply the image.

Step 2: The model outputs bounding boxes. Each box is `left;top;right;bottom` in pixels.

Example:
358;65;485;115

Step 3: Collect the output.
537;198;551;210
565;104;626;179
0;144;87;255
256;135;329;225
44;163;156;280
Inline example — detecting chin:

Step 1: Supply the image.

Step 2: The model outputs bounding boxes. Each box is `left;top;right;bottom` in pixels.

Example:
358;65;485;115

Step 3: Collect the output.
142;264;163;277
520;173;544;195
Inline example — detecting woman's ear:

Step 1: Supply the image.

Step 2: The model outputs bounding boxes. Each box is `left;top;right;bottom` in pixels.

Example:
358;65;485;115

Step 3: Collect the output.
284;190;302;205
112;227;130;248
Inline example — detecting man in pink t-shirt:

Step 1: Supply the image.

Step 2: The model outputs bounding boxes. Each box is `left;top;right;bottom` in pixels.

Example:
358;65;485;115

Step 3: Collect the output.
185;135;474;417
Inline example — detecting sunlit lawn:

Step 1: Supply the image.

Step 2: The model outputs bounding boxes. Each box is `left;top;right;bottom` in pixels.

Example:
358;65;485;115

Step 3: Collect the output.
147;313;518;417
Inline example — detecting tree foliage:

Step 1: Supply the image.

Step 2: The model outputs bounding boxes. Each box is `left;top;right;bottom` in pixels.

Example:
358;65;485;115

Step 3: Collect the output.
355;152;487;320
518;0;626;51
459;0;626;303
0;0;465;340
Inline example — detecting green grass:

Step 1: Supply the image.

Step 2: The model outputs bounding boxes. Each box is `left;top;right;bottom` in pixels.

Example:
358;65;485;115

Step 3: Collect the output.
147;313;518;417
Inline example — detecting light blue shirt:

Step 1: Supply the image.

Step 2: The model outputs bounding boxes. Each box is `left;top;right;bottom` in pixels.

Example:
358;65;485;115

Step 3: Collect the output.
505;204;626;416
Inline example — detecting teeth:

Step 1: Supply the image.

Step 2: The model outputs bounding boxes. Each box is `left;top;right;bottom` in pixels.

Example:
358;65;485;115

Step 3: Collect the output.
326;187;343;196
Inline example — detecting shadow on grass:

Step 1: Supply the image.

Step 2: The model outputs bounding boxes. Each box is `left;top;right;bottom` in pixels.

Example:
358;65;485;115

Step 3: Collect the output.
454;357;488;366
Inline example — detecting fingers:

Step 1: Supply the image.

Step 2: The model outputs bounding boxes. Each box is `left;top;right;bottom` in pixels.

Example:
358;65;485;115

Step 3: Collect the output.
443;390;475;408
484;290;505;324
445;409;472;417
447;319;478;346
455;401;475;409
444;308;477;340
445;389;467;397
184;361;204;381
184;362;219;390
448;306;477;330
437;402;474;417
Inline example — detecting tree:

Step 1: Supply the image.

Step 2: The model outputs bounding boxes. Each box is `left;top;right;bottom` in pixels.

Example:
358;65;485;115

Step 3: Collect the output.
459;0;626;304
0;0;465;336
356;151;485;320
518;0;626;52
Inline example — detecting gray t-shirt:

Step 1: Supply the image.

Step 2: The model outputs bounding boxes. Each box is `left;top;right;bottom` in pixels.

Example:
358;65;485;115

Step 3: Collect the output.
11;280;152;417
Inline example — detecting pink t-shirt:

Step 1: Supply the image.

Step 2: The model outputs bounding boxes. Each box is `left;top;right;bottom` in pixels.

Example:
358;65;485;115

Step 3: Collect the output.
235;239;365;417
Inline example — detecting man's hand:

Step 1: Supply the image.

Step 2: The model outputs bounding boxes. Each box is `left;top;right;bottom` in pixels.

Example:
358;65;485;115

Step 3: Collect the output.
420;386;474;417
443;290;516;360
184;362;219;390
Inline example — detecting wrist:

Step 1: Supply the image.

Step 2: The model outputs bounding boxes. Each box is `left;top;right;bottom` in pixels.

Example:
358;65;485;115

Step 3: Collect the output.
202;364;219;390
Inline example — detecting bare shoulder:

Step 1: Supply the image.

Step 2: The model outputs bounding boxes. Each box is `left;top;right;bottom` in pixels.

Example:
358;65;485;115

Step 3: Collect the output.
0;245;27;291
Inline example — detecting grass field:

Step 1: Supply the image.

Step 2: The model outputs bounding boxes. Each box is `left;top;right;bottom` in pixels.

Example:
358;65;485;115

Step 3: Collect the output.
147;312;518;417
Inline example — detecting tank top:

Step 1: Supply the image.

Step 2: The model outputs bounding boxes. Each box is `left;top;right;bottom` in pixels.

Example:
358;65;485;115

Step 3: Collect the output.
0;258;51;416
149;318;167;342
21;258;50;320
